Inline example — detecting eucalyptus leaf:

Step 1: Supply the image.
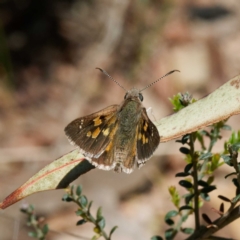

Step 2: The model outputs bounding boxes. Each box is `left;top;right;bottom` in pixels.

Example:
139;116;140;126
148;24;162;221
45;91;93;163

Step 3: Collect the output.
157;75;240;143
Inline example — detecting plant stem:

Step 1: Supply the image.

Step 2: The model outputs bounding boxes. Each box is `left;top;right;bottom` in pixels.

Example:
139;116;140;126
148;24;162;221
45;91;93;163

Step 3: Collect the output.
186;205;240;239
190;134;200;230
74;196;110;240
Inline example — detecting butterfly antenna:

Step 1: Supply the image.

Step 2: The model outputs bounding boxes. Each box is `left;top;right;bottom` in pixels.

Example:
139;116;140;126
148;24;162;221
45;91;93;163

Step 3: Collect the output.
140;70;180;92
96;68;127;92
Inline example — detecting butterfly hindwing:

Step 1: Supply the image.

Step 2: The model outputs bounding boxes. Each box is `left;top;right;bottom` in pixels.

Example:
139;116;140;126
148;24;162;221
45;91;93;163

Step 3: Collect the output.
64;105;119;158
136;108;160;167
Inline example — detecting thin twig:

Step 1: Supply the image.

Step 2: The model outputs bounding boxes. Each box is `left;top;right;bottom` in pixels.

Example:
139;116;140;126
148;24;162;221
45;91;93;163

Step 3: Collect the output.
186;205;240;239
190;133;200;230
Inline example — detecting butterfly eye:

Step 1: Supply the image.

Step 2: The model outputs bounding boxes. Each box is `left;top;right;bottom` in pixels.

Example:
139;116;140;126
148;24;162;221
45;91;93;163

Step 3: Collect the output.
124;93;127;99
139;93;144;101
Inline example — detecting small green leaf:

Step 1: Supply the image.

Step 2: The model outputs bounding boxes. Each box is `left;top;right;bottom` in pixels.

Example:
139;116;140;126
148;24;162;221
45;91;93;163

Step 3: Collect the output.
176;134;190;144
96;207;102;220
151;236;163;240
175;172;190;177
62;194;73;202
91;235;99;240
165;210;178;219
221;155;232;165
182;214;189;222
76;185;82;196
79;195;88;208
198;180;209;187
222;125;231;131
165;218;174;226
76;219;87;225
109;226;118;238
42;224;49;235
87;201;93;213
200;193;210;201
218;195;231;202
97;217;106;229
165;228;175;240
232;178;239;187
88;201;93;213
233;142;240;150
76;209;84;216
179;147;190;154
184;163;193;173
168;186;180;208
199;152;212;160
29;204;35;211
70;185;74;195
200;130;209;136
201;185;216;193
202;213;212;224
28;232;38;238
169;94;184;111
184;193;195;204
179;205;193;211
179;180;193;188
182;134;190;144
207;176;214;185
232;194;240;203
219;203;224;213
181;228;194;234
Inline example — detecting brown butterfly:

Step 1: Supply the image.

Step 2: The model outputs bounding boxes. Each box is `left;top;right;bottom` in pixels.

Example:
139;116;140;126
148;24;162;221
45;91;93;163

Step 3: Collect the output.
65;69;178;173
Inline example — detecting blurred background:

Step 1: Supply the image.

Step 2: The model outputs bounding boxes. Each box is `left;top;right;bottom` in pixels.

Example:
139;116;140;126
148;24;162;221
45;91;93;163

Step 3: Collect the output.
1;0;240;239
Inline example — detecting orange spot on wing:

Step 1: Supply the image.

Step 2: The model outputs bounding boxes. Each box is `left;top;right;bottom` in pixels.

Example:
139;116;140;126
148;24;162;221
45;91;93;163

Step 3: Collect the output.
87;131;92;137
102;128;110;136
92;127;101;138
144;122;148;132
93;117;102;126
105;141;113;152
138;133;142;140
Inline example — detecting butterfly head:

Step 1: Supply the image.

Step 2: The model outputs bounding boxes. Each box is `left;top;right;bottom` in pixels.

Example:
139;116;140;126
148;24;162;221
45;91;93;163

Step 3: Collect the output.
124;88;143;102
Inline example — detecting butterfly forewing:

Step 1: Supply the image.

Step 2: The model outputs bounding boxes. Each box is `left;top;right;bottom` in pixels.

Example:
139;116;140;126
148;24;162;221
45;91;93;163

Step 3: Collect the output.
64;105;119;158
136;108;160;167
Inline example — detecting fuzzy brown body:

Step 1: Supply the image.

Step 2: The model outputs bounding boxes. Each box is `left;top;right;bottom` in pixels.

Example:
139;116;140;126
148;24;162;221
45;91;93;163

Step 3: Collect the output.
64;88;160;173
114;99;142;172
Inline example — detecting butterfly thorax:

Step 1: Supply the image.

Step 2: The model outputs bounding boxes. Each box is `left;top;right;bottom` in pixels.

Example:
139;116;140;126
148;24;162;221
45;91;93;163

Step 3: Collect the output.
118;96;142;132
